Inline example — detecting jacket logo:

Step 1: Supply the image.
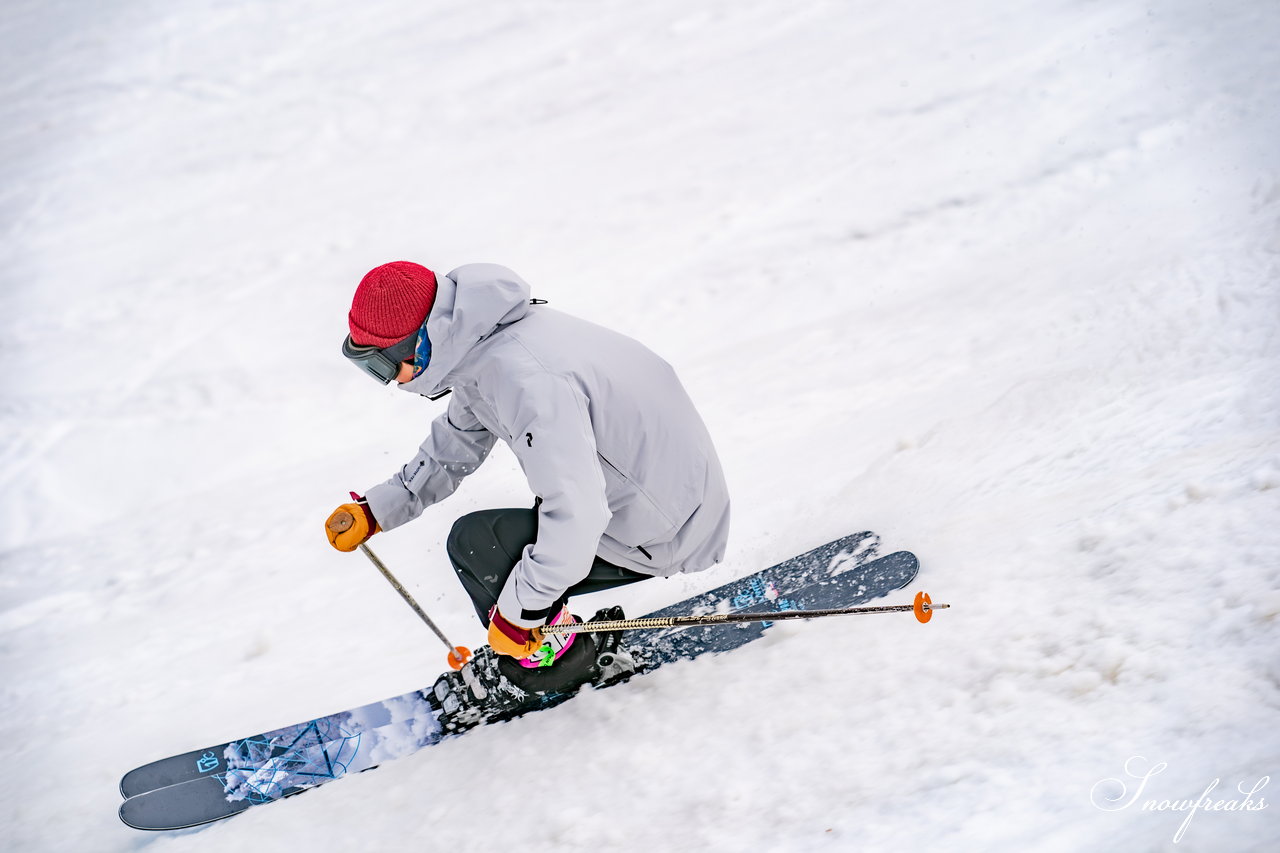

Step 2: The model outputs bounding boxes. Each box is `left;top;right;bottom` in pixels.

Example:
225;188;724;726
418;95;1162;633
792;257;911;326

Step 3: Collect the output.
526;433;534;447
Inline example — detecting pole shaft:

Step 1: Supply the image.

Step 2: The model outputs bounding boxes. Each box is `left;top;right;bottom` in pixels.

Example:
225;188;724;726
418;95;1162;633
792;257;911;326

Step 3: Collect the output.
358;543;457;651
542;601;949;635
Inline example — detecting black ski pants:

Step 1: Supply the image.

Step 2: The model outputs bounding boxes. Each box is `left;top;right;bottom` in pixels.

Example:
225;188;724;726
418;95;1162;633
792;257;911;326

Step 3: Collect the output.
446;507;651;625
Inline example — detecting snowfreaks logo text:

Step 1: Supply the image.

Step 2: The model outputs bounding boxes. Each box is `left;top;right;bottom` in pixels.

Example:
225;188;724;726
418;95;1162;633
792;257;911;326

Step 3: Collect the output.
1090;756;1269;843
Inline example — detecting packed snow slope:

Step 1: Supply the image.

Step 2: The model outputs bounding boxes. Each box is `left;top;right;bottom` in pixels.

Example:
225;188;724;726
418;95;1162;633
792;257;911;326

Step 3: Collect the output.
3;0;1278;850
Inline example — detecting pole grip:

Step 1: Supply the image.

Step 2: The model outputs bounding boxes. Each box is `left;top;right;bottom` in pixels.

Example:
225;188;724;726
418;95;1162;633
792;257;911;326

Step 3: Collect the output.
327;510;355;534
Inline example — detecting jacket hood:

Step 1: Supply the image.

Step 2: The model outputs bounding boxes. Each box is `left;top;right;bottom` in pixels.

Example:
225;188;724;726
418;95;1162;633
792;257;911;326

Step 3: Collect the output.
399;263;532;398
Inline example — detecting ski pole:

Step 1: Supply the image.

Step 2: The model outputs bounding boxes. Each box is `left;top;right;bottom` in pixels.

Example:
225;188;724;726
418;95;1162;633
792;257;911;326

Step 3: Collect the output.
542;591;949;636
327;510;472;670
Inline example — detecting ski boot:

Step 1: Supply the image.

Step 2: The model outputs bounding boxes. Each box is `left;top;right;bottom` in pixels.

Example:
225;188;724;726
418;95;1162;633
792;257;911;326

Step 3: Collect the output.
498;604;640;692
432;606;639;733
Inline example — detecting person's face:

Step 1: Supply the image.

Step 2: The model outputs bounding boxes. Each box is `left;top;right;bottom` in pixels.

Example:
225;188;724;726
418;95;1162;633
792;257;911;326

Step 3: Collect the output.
395;361;414;383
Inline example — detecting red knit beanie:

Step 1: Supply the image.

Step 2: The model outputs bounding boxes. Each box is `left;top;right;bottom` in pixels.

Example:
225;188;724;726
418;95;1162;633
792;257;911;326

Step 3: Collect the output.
348;261;439;347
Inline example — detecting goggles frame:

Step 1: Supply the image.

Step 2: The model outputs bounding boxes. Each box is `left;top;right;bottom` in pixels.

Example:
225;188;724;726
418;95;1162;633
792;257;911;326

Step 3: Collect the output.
342;332;419;384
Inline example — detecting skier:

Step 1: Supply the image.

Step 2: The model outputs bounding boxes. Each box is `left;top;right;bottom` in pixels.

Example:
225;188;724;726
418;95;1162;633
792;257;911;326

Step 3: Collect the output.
326;261;730;696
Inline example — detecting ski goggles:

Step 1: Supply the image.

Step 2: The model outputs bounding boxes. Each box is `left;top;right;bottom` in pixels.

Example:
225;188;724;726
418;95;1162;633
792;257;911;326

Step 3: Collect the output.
341;332;419;384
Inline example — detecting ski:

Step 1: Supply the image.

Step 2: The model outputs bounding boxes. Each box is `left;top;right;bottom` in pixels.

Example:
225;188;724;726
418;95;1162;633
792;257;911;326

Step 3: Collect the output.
119;531;877;800
121;535;916;831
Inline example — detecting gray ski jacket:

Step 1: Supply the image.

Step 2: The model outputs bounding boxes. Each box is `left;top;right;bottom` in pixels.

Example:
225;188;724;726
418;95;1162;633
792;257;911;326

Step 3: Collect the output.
364;264;730;628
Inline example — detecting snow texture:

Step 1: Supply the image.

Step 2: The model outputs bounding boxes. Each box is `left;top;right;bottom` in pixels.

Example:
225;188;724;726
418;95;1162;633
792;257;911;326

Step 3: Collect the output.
2;0;1278;850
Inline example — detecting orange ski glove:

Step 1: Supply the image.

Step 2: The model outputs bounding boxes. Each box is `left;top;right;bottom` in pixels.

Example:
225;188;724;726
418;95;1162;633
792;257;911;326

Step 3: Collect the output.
487;607;545;660
325;494;381;552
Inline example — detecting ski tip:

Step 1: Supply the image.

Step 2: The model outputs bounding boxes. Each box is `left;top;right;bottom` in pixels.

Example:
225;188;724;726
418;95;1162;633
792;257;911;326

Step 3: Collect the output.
118;800;165;832
883;551;920;589
119;781;252;831
119;766;151;800
447;646;472;670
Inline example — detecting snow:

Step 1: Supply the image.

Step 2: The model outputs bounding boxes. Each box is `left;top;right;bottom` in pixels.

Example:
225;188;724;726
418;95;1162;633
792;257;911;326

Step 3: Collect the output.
3;0;1278;849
